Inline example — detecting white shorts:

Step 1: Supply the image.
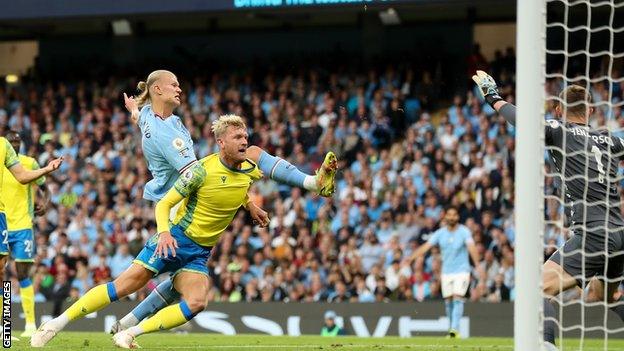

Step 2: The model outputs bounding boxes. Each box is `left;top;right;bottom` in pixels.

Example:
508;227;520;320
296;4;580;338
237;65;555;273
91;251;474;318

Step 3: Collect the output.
441;272;470;298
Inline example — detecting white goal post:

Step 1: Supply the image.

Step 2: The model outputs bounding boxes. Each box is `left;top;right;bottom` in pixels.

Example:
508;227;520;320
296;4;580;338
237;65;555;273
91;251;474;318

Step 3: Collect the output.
515;0;546;350
516;0;624;350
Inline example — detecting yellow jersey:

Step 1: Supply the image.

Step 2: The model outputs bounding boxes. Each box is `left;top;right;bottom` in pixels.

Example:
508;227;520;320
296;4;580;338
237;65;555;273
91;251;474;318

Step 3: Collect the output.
159;153;262;247
1;154;45;231
0;137;20;214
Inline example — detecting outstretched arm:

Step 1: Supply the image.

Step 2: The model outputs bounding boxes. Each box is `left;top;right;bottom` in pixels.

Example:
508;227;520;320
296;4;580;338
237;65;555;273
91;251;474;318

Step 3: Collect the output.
472;70;516;126
9;158;63;184
409;242;433;263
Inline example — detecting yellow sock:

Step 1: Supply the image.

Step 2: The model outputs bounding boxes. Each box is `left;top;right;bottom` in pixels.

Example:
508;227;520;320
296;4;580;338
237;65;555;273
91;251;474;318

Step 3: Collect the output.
65;282;117;321
19;279;35;325
131;301;194;336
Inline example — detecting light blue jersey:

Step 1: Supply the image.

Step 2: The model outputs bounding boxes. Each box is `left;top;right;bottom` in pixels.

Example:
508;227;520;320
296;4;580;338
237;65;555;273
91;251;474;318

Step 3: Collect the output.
138;104;197;202
428;224;473;274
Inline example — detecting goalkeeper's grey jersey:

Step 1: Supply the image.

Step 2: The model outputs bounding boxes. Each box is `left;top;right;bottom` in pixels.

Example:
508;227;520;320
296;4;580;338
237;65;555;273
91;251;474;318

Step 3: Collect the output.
546;120;624;227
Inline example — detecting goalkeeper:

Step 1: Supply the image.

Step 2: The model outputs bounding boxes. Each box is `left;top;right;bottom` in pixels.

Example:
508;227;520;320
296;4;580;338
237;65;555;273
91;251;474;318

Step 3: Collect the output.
473;71;624;350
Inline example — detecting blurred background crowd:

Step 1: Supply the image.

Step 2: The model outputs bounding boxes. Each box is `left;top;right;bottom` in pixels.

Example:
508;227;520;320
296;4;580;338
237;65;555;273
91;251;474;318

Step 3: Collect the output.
2;44;624;313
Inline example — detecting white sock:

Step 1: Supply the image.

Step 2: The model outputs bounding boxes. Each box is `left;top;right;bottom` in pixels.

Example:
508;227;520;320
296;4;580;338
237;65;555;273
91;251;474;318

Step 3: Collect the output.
47;313;70;331
303;175;317;191
119;314;140;330
126;325;144;337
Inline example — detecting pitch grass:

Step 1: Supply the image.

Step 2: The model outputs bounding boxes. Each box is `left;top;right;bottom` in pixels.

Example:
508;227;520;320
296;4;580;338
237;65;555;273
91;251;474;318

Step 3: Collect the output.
8;332;624;350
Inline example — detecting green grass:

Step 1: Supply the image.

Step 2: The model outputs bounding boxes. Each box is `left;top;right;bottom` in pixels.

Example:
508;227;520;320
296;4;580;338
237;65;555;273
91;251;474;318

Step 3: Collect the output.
8;332;624;350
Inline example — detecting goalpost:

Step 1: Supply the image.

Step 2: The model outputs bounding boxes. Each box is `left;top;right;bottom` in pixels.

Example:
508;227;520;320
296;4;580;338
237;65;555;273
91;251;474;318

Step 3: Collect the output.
515;0;545;350
516;0;624;350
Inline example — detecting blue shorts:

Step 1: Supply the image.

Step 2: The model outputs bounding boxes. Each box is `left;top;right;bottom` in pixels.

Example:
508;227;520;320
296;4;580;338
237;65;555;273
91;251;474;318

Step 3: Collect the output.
0;213;35;262
134;225;211;276
0;223;35;262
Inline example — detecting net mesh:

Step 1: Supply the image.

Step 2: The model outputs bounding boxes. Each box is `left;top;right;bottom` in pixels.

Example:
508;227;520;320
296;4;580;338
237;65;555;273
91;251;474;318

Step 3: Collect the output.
543;0;624;349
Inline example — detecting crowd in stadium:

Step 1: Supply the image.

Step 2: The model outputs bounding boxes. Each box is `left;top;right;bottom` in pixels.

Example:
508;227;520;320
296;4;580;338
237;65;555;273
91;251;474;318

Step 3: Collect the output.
1;45;623;309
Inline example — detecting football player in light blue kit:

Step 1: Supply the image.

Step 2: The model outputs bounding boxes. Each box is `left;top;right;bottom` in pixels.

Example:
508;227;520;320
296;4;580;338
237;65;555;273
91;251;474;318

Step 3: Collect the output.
109;70;256;333
411;206;483;338
111;69;205;333
110;70;335;334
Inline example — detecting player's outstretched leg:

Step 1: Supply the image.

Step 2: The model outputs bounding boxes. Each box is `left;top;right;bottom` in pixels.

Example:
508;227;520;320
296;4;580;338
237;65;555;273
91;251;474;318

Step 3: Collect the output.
30;264;152;347
247;146;338;197
113;272;207;348
111;278;180;333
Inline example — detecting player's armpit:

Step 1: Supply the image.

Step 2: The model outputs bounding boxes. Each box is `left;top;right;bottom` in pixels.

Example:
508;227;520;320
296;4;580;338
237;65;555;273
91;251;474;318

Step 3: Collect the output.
174;162;206;197
155;189;185;233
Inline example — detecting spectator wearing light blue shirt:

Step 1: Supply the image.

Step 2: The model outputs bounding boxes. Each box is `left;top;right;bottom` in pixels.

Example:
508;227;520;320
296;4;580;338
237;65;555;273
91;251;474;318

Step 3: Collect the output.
110;244;133;278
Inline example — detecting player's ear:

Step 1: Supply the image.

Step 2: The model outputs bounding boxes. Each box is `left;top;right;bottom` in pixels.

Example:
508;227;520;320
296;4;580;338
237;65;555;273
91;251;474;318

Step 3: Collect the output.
153;83;162;96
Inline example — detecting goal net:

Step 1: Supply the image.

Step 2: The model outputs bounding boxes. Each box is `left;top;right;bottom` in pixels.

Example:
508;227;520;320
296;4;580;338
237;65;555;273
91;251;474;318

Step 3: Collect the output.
517;0;624;350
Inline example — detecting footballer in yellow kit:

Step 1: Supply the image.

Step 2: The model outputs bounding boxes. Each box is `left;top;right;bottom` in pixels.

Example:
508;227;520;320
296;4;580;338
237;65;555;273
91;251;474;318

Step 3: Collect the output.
133;152;262;274
0;131;62;341
0;131;49;337
30;114;337;349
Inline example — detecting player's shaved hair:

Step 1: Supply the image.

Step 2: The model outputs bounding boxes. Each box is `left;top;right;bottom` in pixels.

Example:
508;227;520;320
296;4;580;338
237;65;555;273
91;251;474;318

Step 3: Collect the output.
211;114;247;138
136;70;175;108
6;130;20;139
558;85;592;118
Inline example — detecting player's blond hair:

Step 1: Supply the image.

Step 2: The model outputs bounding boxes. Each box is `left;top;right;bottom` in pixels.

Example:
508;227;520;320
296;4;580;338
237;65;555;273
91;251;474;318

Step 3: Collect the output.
211;114;247;138
136;70;175;108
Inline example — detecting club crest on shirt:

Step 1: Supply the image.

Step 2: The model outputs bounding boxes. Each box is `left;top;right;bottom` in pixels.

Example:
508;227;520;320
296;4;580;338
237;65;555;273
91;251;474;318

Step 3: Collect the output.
221;176;227;183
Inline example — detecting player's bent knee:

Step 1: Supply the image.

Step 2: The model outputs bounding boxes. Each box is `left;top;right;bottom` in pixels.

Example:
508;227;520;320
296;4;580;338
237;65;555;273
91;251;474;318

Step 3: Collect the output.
113;264;153;297
246;145;262;162
15;263;32;281
543;284;560;298
185;296;207;313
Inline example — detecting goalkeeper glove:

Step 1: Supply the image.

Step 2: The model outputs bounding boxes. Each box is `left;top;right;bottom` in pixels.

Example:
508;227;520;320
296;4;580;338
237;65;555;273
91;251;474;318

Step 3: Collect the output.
472;70;503;108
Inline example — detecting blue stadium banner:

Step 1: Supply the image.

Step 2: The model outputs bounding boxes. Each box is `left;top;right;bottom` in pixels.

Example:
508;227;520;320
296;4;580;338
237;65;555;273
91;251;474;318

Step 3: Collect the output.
0;0;419;20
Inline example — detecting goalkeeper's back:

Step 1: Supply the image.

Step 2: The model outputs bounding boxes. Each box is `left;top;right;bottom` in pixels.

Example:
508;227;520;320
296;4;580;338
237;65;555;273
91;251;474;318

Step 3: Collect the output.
544;85;624;228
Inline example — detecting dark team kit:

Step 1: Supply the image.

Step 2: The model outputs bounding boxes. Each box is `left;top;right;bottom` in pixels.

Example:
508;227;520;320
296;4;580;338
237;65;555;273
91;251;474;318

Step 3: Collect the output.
546;119;624;284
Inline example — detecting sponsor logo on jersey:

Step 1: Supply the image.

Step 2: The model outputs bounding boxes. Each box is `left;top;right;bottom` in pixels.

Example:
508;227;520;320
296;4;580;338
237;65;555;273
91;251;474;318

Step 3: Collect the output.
173;138;185;150
173;138;191;158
